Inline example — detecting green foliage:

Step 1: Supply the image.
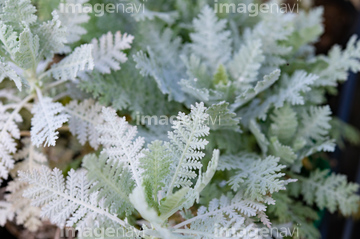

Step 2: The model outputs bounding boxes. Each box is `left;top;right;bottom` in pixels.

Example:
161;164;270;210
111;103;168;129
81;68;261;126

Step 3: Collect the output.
274;71;318;108
165;102;210;194
218;153;290;201
140;140;171;211
330;117;360;148
212;64;229;85
0;0;134;231
35;11;66;59
0;60;22;89
83;153;135;216
269;104;298;145
15;26;39;69
0;23;19;58
228;38;264;83
190;5;232;70
206;101;240;131
21;104;229;238
1;0;37;29
46;44;94;81
298;105;332;142
133;26;186;103
298;169;360;215
0;1;360;238
268;192;320;239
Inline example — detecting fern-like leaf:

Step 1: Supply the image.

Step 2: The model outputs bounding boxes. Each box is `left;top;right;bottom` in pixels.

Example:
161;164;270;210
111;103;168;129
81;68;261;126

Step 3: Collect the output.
5;179;42;231
165;102;210;195
82;154;135;216
230;156;286;200
91;31;134;74
190;5;232;70
174;192;267;238
11;137;47;177
206;101;240;131
234;69;280;108
31;95;69;147
133;27;186;103
315;35;360;86
46;44;94;81
245;8;294;70
0;201;14;226
56;0;90;51
0;22;19;58
298;105;332;142
97;107;145;187
65;99;103;149
228;39;265;83
35;11;67;60
14;27;39;70
1;0;37;28
19;166;131;230
0;102;22;182
269;104;298;145
0;59;22;90
300;169;360;215
140;140;171;210
275;70;318;108
269;137;297;165
219;154;290;201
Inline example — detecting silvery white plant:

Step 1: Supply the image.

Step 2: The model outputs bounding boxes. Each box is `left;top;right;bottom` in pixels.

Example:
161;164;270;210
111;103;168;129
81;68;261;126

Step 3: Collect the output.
0;0;359;239
0;0;133;231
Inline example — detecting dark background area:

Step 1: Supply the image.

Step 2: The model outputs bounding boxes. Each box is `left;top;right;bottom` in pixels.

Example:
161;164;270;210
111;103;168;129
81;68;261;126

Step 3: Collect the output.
315;1;360;239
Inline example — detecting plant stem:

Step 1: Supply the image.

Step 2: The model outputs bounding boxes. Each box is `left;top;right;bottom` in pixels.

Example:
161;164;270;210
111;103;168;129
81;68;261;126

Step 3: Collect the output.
43;79;69;91
173;229;235;239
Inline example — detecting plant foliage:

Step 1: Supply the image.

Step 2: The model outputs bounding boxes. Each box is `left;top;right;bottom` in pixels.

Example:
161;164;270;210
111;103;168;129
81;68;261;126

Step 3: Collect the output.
0;1;359;239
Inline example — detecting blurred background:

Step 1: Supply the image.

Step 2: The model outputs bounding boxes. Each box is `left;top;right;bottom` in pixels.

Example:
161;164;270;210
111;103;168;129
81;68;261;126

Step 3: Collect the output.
314;0;360;239
313;1;360;239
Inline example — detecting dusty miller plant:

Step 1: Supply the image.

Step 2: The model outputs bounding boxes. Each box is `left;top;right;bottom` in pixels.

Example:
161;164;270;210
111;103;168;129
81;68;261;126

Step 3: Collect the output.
0;0;360;239
0;0;133;231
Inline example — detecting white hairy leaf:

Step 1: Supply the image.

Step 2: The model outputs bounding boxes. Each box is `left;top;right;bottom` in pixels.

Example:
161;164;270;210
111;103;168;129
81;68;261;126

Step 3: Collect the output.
31;96;69;147
66;99;103;149
46;44;94;81
91;31;134;74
